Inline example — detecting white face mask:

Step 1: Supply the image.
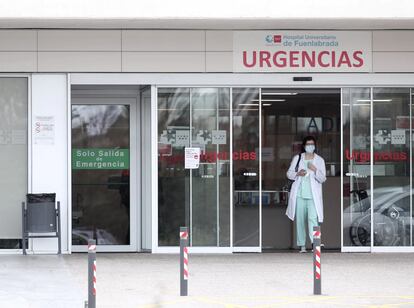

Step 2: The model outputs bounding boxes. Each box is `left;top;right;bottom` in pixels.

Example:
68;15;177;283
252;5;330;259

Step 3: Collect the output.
305;144;315;154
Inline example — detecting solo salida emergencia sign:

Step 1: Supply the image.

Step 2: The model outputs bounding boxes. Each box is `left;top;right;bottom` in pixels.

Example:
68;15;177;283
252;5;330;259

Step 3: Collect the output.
72;148;129;170
233;31;372;72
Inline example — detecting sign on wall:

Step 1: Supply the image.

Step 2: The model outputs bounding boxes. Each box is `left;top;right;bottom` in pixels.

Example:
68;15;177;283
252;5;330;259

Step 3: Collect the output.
34;115;55;145
233;31;372;72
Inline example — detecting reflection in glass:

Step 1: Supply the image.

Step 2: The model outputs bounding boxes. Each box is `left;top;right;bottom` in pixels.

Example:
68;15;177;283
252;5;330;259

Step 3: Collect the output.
343;88;371;247
233;88;260;247
373;88;410;246
412;89;414;247
158;88;190;246
0;78;27;248
157;88;231;247
191;88;230;246
72;105;130;245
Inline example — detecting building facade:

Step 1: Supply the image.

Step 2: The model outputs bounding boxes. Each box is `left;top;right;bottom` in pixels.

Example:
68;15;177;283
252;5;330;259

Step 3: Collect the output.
1;28;414;253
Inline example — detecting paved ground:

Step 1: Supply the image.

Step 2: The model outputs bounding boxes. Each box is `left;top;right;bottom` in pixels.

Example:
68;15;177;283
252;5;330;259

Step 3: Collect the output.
1;252;414;307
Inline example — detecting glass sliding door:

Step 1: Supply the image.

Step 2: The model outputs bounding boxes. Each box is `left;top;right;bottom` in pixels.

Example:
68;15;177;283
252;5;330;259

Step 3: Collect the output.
343;87;413;250
412;88;414;247
156;85;414;252
158;88;190;246
232;88;260;248
261;88;341;250
372;88;410;247
191;88;230;247
342;88;372;248
157;87;231;248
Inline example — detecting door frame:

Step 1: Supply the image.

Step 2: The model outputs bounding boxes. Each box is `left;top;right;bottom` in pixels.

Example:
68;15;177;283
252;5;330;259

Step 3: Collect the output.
70;95;139;252
70;73;414;253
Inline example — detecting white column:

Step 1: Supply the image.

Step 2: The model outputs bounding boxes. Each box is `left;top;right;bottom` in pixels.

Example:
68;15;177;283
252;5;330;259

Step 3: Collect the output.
31;74;68;253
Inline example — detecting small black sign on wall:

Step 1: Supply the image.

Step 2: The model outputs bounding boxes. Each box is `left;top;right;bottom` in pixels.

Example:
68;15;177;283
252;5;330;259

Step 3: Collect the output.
293;77;313;82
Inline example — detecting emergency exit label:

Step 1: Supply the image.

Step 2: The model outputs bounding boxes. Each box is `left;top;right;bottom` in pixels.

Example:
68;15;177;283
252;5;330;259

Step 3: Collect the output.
72;148;129;170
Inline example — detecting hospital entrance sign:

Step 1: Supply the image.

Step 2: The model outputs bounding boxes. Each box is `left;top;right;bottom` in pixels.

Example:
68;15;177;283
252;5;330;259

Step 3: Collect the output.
233;31;372;72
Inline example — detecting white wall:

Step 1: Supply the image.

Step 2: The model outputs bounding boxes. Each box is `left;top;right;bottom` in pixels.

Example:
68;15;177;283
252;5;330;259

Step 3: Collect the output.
2;29;414;73
31;74;68;253
373;31;414;72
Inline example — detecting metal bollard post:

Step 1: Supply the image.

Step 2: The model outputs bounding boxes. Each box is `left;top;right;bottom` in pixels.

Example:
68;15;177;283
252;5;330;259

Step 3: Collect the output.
87;239;97;308
313;226;321;295
180;227;189;296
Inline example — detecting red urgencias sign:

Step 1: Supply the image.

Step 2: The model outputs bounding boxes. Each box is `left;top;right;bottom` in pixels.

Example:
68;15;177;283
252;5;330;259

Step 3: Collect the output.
233;31;372;72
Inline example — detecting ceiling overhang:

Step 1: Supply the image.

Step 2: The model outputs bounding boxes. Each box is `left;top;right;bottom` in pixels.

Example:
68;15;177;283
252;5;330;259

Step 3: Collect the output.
0;17;414;30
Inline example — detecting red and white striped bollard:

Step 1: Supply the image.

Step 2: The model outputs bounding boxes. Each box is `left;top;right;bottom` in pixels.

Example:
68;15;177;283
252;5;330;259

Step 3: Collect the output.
87;239;97;308
313;226;321;295
180;227;189;296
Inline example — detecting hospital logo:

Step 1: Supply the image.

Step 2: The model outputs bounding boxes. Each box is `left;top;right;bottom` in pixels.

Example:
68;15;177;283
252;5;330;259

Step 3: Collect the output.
374;129;406;145
265;34;282;44
159;127;227;148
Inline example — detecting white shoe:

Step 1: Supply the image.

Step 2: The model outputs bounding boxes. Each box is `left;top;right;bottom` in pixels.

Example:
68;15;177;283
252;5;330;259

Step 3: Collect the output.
299;246;307;253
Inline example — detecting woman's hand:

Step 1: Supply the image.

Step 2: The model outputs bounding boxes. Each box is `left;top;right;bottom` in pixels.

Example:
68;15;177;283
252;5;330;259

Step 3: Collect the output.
308;163;317;172
297;169;307;177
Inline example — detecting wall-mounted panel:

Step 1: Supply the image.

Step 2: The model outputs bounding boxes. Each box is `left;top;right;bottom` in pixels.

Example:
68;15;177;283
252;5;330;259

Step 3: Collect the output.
122;30;205;51
38;52;121;72
373;31;414;51
0;52;37;72
0;30;37;51
206;52;233;72
122;52;205;72
206;31;233;51
38;30;121;51
373;52;414;72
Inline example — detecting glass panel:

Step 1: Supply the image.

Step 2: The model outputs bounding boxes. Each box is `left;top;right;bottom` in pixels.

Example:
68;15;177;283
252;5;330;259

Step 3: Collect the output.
373;88;410;246
72;104;130;245
0;78;27;248
233;88;260;247
191;88;230;246
342;88;371;247
412;89;414;247
261;88;341;250
158;88;190;246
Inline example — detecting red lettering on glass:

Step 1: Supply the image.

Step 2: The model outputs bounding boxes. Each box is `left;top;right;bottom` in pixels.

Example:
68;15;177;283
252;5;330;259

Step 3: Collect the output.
345;149;408;162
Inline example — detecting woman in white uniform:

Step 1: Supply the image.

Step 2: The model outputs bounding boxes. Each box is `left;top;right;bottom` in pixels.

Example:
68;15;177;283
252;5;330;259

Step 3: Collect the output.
286;136;326;253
